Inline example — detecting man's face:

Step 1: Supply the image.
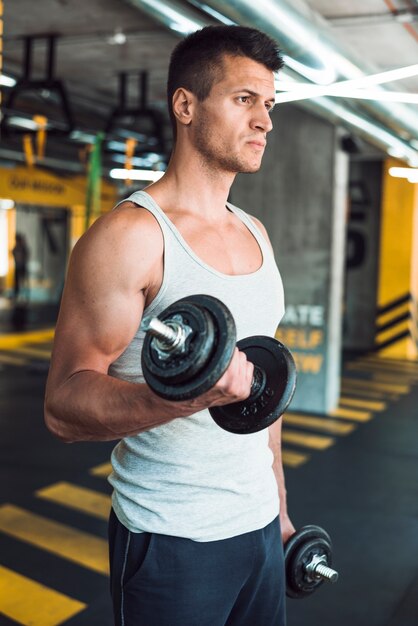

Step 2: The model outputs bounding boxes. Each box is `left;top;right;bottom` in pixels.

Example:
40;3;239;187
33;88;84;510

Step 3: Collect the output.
191;55;276;174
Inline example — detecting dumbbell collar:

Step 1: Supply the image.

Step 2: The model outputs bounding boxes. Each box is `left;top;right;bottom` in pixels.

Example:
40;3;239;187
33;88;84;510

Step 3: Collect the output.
304;553;338;583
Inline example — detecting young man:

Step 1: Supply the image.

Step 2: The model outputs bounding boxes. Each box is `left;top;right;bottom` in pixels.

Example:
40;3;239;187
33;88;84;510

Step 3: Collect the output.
45;25;294;626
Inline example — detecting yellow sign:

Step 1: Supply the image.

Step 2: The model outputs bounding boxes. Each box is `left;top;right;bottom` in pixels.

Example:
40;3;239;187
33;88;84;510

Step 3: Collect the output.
276;327;324;374
0;166;117;211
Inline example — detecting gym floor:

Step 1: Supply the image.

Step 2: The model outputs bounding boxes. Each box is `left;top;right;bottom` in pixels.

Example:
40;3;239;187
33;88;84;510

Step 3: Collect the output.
1;302;418;626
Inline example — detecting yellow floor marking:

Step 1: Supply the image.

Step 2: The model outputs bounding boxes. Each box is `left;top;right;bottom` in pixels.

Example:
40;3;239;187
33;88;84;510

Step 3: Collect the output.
282;430;334;450
339;396;386;411
347;360;418;374
0;505;109;575
282;450;309;468
36;482;111;520
370;372;418;385
89;461;112;478
0;353;27;365
12;346;51;360
285;413;356;435
361;355;418;367
340;386;399;400
329;407;372;422
341;377;410;393
346;362;418;382
0;328;55;349
0;564;86;626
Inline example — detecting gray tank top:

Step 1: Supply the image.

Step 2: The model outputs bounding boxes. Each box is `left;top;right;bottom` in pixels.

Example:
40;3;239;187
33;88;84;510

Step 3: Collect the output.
108;190;285;541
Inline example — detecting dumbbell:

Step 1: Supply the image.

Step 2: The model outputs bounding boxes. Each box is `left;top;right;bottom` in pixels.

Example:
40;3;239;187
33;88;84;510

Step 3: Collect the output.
284;525;339;599
141;294;297;434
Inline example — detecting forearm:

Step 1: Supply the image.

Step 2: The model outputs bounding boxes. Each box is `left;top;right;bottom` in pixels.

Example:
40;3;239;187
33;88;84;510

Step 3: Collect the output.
269;419;295;543
44;370;199;443
269;420;289;514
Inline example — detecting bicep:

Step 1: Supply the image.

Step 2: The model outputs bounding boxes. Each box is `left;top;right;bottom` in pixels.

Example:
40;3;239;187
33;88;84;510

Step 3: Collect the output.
48;212;157;386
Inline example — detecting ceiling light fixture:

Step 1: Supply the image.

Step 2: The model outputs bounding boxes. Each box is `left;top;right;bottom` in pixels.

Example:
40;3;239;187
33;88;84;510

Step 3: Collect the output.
276;64;418;103
141;0;202;34
109;168;165;181
0;73;17;87
108;28;127;45
276;86;418;104
0;199;15;210
388;167;418;183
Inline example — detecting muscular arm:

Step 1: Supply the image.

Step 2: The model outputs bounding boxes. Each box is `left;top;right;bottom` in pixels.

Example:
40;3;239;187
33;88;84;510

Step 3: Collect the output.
45;204;253;443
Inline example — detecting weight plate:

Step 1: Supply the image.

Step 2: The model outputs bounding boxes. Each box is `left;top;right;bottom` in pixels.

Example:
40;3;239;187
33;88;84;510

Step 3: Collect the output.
285;526;332;560
142;294;236;401
284;526;333;599
210;335;297;434
143;301;215;383
287;537;332;599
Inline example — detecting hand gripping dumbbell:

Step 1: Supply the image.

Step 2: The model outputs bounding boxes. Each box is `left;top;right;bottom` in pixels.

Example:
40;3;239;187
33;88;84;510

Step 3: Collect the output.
141;294;297;434
284;525;339;599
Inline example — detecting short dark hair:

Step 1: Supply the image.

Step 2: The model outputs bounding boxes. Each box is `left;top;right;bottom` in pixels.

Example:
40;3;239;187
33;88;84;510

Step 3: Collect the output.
167;25;284;138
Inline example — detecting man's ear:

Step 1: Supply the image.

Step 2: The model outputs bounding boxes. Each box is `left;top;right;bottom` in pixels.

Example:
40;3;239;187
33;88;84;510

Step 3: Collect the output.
172;88;195;127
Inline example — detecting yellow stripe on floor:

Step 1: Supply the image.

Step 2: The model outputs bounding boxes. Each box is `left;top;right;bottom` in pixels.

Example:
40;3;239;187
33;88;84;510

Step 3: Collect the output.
361;355;418;368
347;360;418;375
285;413;356;435
12;346;52;360
340;385;398;400
36;482;111;520
370;374;418;387
329;407;372;422
0;328;55;349
0;505;109;575
0;564;86;626
282;450;309;468
89;461;112;478
349;363;418;384
282;430;334;450
0;353;27;366
341;377;410;393
339;396;386;411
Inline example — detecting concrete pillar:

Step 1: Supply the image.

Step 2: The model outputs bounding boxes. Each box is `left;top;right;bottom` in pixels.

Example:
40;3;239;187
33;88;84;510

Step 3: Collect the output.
376;158;418;359
343;160;383;352
230;104;348;414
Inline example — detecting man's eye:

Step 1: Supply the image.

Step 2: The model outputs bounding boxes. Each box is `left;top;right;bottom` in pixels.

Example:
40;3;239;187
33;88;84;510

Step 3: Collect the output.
238;96;250;103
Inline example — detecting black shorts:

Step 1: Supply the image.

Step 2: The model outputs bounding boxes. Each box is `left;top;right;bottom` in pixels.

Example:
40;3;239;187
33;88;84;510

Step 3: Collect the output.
109;509;286;626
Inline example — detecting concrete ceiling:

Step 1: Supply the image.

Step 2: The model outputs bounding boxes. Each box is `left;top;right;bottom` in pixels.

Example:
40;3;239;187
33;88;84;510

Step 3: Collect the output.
306;0;418;92
2;0;418;173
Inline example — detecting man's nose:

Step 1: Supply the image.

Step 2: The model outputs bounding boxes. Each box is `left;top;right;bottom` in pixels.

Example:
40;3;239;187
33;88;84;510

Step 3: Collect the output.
251;103;273;133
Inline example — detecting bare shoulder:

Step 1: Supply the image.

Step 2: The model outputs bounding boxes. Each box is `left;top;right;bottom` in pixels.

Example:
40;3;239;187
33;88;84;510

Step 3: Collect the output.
249;214;273;252
77;201;163;257
70;201;163;290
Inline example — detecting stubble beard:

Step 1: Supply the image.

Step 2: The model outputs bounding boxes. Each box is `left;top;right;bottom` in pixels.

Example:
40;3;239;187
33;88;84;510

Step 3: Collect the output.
192;116;262;175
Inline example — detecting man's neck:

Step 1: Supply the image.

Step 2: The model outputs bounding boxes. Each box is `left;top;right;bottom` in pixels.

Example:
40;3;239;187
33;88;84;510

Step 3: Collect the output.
147;144;236;220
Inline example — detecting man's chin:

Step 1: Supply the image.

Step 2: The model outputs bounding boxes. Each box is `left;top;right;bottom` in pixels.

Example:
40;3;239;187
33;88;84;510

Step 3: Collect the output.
238;163;262;174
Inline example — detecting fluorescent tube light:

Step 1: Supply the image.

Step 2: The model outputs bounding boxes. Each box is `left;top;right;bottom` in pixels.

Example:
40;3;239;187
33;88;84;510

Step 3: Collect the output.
276;64;418;104
141;0;201;34
0;74;17;87
276;87;418;104
0;199;15;211
110;168;165;181
389;167;418;183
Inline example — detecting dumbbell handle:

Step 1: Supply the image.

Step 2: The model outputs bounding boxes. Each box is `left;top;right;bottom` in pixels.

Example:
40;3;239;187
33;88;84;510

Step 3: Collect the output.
147;318;182;347
145;316;266;399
